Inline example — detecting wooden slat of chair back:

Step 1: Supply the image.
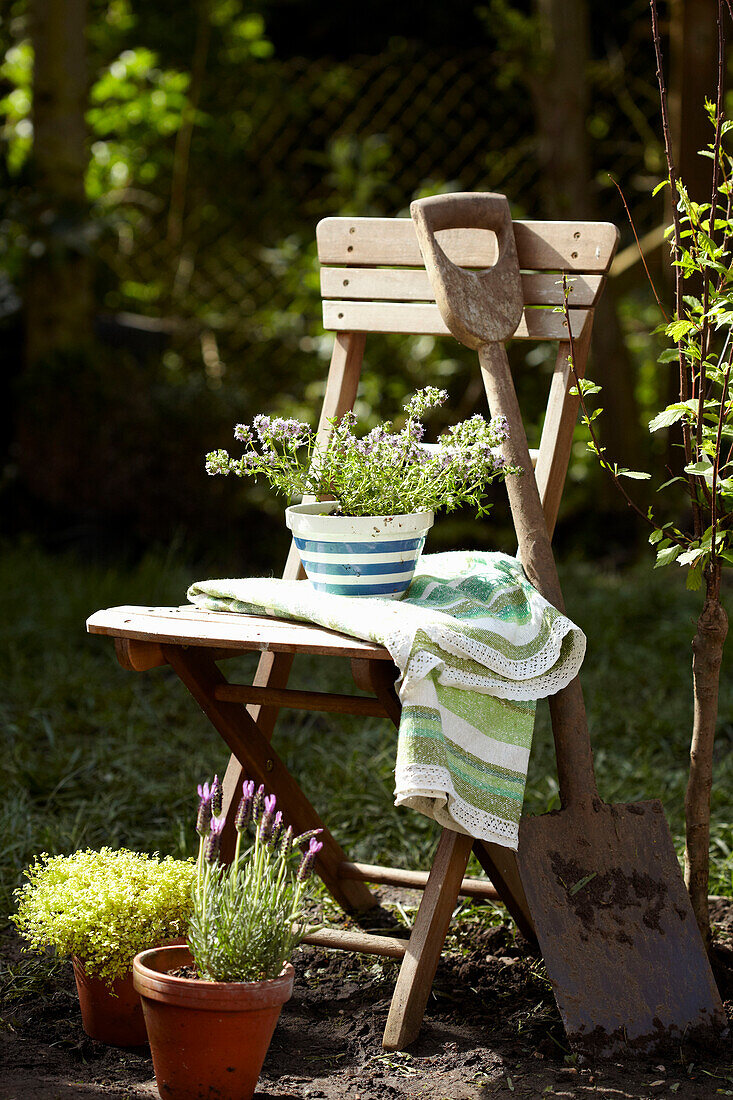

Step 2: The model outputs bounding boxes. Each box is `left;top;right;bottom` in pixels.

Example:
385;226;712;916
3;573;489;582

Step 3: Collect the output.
317;216;619;341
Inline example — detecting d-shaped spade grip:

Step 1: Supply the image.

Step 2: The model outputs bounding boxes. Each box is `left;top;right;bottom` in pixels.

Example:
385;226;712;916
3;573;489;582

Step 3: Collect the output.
410;192;523;349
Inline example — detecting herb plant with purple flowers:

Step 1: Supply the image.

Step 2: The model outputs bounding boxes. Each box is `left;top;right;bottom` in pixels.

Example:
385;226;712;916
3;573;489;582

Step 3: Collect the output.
205;387;517;517
187;776;322;982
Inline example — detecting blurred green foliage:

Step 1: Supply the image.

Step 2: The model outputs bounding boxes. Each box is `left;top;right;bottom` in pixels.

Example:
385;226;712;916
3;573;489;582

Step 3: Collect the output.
0;0;693;557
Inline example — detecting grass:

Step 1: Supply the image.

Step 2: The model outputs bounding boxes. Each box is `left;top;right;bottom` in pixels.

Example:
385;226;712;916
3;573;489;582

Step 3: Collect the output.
1;538;731;933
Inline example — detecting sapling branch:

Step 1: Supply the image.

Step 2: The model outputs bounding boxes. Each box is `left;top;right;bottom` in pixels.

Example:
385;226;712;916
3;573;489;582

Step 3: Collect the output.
561;276;659;531
695;2;726;472
650;0;694;474
608;173;668;321
710;348;733;566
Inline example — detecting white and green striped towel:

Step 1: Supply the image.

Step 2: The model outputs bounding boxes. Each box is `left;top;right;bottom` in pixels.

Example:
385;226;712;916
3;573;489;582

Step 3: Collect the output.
187;551;585;849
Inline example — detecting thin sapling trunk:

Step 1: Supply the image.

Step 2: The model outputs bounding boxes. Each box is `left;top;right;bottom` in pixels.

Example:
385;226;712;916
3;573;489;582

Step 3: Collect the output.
686;570;728;946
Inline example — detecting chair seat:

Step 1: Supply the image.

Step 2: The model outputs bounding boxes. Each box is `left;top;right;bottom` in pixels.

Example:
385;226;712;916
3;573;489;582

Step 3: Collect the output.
86;604;393;660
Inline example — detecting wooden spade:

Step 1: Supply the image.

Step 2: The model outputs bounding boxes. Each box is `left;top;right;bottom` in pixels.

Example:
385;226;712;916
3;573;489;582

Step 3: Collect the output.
411;192;725;1056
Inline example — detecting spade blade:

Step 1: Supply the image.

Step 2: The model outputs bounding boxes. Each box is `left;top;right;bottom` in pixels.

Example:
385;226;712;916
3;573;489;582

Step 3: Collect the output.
518;799;725;1057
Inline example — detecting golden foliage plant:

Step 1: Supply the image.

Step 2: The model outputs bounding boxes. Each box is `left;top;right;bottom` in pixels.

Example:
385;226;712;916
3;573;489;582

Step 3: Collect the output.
12;848;194;986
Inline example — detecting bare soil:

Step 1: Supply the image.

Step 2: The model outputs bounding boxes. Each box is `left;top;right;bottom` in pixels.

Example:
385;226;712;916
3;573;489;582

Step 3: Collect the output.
1;895;731;1100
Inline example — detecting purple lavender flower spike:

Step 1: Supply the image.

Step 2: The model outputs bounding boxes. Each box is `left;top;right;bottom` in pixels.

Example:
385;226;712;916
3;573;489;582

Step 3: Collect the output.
211;774;222;817
280;824;294;859
205;813;226;863
234;779;255;831
259;793;278;842
252;784;265;822
270;810;284;847
196;780;214;836
297;837;323;882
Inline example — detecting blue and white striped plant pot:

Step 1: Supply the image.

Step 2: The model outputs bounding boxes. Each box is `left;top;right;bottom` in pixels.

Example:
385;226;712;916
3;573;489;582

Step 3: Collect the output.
286;502;434;599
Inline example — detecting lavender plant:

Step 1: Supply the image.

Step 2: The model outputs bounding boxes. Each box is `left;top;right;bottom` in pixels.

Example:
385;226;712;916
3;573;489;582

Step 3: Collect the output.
205;387;517;517
187;776;322;982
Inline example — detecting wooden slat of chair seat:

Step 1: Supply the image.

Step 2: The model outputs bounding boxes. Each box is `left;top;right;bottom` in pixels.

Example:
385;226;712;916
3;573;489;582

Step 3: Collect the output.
87;606;393;661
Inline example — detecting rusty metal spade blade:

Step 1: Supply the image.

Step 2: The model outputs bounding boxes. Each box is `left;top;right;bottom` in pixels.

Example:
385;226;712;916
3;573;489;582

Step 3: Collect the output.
410;192;725;1057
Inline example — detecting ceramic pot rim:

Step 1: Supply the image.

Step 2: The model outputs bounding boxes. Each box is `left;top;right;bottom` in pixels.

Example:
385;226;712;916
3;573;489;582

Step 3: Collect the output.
133;945;294;1011
286;501;434;534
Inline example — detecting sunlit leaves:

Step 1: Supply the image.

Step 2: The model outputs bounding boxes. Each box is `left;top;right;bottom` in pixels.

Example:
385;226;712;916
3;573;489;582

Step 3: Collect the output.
86;48;191;198
0;40;32;174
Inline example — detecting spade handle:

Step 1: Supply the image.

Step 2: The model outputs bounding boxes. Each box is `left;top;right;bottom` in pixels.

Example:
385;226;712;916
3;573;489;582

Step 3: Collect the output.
479;343;598;806
412;193;599;807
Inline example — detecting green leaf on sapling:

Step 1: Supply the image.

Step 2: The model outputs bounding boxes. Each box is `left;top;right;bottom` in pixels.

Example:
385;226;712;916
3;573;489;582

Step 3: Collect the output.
686;563;703;590
666;319;697;342
685;460;714;478
649;405;693;432
657;476;687;492
683;295;703;312
678;547;704;566
655;545;682;567
569;379;602;397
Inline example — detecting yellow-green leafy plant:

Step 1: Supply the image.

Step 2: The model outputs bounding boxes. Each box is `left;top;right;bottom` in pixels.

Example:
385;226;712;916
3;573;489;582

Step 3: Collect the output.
12;848;194;986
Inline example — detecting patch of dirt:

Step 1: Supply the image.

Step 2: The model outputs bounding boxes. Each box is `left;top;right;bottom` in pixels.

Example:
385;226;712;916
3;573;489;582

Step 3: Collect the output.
1;894;732;1100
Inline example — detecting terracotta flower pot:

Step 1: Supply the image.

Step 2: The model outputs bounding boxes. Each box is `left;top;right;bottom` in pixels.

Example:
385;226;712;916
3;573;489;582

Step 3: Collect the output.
133;944;294;1100
72;956;148;1046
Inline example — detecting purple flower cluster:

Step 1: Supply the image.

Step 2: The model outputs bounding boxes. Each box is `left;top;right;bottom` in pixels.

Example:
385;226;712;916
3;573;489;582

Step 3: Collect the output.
234;424;253;445
248;414;311;447
205;449;232;477
297;837;324;882
206;813;226;863
196;775;221;835
204;387;516;515
403;387;448;418
196;774;322;880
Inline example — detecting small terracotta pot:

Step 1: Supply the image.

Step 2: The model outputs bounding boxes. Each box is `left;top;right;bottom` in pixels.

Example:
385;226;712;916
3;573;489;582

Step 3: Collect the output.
133;944;294;1100
72;956;148;1046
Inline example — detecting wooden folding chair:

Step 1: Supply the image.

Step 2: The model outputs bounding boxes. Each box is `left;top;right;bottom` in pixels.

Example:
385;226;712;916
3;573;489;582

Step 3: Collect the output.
87;209;618;1051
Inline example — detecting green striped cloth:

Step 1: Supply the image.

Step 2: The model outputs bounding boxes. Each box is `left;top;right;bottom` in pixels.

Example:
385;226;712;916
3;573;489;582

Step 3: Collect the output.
187;551;585;849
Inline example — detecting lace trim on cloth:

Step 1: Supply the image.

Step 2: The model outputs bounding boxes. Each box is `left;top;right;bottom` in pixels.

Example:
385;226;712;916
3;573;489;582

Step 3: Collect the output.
392;613;584;702
394;764;520;849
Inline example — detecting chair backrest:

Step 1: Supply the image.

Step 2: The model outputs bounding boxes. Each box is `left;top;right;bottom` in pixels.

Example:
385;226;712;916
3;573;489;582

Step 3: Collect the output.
281;212;619;582
317;217;618;347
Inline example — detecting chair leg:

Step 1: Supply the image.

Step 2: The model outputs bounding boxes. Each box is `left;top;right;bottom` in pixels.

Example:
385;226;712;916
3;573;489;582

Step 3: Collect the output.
382;828;474;1051
472;840;536;943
